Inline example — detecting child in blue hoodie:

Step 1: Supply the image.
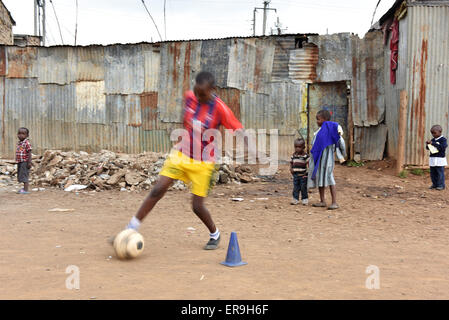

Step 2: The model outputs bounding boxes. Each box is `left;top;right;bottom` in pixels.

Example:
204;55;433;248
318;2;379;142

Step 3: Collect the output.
308;110;345;210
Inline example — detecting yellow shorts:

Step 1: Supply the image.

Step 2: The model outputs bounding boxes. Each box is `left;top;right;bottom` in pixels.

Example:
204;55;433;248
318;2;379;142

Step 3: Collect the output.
159;150;216;197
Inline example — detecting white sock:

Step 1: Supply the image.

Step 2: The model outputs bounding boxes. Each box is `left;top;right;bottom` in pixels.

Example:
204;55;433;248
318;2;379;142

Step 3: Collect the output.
210;229;220;240
127;216;141;230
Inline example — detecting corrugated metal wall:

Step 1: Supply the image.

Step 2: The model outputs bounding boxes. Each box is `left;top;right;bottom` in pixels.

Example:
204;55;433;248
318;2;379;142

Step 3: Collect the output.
0;30;409;162
404;4;449;165
384;15;408;159
310;33;353;82
0;37;310;161
351;31;385;127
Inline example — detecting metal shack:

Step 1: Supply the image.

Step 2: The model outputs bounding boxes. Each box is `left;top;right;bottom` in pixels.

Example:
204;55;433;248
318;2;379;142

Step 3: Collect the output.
0;1;447;166
376;0;449;166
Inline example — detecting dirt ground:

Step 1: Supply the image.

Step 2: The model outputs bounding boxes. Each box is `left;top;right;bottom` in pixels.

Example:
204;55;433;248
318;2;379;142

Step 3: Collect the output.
1;161;449;300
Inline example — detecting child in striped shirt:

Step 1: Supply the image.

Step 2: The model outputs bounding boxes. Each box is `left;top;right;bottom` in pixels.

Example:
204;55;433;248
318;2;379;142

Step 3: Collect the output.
290;138;309;205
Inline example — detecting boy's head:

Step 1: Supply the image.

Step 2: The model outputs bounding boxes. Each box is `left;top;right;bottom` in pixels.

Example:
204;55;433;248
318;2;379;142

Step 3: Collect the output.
294;138;306;154
431;124;443;138
316;110;331;127
194;71;216;104
17;127;29;141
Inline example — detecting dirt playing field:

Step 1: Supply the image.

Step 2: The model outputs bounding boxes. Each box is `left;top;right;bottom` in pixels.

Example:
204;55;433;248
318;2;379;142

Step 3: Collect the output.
1;161;449;300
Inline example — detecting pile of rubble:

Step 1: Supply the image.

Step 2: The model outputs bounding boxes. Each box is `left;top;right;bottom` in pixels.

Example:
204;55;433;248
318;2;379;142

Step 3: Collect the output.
0;150;258;192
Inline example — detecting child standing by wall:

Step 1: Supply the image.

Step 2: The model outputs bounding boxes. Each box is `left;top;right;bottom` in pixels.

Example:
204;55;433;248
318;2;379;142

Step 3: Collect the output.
308;110;345;210
426;124;447;190
290;138;309;205
16;127;32;194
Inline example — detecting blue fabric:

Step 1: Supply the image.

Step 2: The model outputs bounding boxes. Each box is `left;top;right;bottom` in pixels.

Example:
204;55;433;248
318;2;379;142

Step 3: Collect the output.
310;121;340;179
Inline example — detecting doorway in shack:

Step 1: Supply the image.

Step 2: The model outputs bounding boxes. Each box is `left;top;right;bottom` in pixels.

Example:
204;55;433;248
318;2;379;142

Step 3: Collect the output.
307;81;350;159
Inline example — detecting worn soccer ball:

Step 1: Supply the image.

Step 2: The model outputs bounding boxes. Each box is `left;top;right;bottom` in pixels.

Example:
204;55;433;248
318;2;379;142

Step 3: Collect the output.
113;229;145;259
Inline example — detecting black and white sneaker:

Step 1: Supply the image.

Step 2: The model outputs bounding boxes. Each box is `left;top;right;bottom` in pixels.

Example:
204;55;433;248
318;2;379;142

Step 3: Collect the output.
204;235;221;250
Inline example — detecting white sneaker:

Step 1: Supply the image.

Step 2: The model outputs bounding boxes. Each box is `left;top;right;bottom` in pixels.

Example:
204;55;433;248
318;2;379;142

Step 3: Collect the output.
290;199;299;205
302;199;308;205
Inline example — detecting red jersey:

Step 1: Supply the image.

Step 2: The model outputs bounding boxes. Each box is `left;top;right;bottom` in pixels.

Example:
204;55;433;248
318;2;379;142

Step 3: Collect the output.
177;90;243;162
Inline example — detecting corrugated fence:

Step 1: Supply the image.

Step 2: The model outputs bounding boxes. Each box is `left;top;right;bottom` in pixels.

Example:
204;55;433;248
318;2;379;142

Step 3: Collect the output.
0;32;391;162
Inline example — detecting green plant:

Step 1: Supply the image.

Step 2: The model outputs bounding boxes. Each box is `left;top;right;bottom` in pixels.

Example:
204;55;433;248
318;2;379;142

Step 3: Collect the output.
399;170;408;178
410;168;424;176
347;160;364;167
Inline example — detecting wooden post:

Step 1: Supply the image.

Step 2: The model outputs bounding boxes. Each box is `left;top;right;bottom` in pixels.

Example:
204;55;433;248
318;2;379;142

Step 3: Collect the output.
347;88;354;160
396;90;408;175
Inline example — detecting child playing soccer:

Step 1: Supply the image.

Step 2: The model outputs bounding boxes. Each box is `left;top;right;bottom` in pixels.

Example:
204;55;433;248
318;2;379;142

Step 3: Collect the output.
290;138;309;205
16;127;32;194
124;72;243;250
426;124;447;190
308;110;345;210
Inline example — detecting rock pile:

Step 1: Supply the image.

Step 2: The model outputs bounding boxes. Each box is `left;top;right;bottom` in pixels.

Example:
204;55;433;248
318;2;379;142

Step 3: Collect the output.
0;150;258;191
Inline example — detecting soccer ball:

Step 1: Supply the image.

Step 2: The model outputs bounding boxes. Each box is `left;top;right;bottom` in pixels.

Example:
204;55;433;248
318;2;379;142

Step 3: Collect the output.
113;229;145;259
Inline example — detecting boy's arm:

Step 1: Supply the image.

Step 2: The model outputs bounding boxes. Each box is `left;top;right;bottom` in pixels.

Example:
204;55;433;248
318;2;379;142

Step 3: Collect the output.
290;157;294;174
431;138;448;152
26;141;32;169
219;102;243;131
337;137;346;157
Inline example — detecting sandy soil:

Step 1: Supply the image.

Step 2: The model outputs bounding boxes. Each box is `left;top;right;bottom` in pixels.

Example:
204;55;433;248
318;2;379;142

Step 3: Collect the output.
1;161;449;300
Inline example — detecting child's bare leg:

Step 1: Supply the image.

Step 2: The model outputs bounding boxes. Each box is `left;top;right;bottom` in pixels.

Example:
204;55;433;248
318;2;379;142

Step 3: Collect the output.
23;182;29;192
192;195;216;233
319;187;326;203
135;175;174;222
192;195;220;249
313;186;327;207
329;185;337;205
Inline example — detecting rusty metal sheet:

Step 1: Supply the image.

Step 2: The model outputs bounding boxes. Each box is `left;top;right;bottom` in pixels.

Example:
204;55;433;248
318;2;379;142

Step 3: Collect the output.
271;36;295;81
108;123;141;154
140;92;158;130
288;43;319;83
227;38;275;93
405;4;449;165
75;46;105;81
39;83;76;122
200;39;231;88
105;94;141;127
140;129;172;153
104;44;145;94
143;44;160;92
37;47;76;85
354;124;387;160
351;31;385;127
158;41;202;122
0;47;7;76
6;47;38;78
240;82;304;136
3;78;39;157
309;33;353;82
0;77;5;156
227;38;256;91
384;16;408;159
254;38;275;93
75;81;106;124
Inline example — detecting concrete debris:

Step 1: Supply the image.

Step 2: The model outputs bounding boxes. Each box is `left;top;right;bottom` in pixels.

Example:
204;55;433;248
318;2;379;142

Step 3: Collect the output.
0;150;257;192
